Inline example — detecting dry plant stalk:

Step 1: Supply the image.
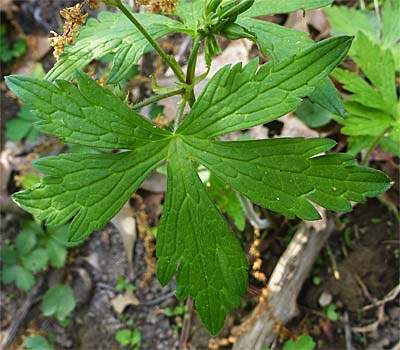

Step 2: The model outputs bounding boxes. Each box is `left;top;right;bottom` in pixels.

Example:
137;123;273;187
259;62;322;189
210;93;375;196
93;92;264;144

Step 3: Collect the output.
136;0;177;13
49;2;90;60
133;193;156;288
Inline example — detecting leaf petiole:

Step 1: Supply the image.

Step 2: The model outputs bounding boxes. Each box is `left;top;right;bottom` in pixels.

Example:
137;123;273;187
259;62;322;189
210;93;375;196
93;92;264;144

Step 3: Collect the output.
132;88;185;110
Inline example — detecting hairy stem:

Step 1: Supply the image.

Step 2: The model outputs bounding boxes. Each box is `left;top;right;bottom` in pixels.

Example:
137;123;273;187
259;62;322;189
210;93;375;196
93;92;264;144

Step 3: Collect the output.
115;0;186;83
132;88;185;110
361;126;392;166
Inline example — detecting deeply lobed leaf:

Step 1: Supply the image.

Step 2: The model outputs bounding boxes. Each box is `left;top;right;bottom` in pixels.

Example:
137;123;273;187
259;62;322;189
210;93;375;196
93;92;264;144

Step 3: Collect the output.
6;32;393;335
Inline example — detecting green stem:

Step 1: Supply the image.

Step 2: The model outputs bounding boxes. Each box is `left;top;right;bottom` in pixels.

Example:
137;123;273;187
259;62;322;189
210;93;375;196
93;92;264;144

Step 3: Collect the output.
186;35;203;106
174;93;188;131
132;88;185;110
115;0;186;83
361;126;392;166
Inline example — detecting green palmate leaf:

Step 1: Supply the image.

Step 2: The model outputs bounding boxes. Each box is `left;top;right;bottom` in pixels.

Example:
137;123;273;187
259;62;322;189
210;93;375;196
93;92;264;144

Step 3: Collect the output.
13;142;169;242
324;6;377;41
237;18;344;115
325;2;400;69
6;34;392;333
178;36;352;138
382;0;400;50
156;138;248;335
45;9;187;83
332;32;399;154
351;32;398;115
5;72;170;150
183;137;391;220
241;0;332;17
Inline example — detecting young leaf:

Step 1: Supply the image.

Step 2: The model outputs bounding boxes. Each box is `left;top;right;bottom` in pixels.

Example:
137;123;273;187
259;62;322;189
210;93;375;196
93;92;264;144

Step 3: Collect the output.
21;248;49;272
45;10;187;83
25;335;54;350
324;6;377;43
240;0;332;17
15;266;35;291
332;33;399;154
47;239;67;268
6;105;39;142
156;139;248;335
13;142;169;242
15;230;37;256
178;36;352;138
42;284;76;321
183;137;392;220
284;334;316;350
5;72;170;150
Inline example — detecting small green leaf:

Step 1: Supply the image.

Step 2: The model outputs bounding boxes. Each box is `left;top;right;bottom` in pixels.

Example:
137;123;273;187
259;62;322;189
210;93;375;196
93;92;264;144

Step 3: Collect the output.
16;230;37;256
296;99;333;128
15;266;35;291
284;335;316;350
208;175;246;230
115;329;133;346
0;245;17;265
46;239;67;268
130;329;141;346
42;284;76;322
2;265;17;284
25;335;54;350
21;248;49;272
325;303;339;322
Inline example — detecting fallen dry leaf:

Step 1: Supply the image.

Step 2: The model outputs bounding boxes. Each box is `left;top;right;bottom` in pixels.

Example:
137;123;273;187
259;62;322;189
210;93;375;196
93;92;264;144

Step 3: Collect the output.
110;290;139;314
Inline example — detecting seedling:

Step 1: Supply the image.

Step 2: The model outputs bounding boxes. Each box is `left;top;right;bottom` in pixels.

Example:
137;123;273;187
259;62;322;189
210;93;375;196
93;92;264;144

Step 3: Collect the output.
116;276;137;292
115;328;141;350
42;284;76;322
0;23;26;64
5;0;392;334
25;335;55;350
1;221;69;291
